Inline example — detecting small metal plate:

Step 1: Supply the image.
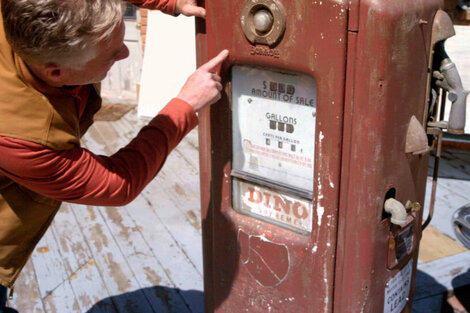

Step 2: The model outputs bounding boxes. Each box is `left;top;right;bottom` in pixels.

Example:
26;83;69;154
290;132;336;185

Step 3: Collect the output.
395;226;414;261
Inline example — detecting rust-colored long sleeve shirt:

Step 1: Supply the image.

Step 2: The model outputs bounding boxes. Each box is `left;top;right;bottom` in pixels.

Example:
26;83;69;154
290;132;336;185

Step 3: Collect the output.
127;0;178;15
0;98;198;206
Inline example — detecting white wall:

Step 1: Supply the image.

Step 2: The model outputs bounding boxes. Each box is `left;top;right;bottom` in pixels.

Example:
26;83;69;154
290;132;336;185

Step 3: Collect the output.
101;20;143;105
138;11;196;117
445;25;470;134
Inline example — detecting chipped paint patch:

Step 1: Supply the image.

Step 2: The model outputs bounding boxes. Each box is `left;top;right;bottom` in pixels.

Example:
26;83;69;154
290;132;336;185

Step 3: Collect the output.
36;247;50;254
187;210;201;231
317;131;325;226
322;259;330;309
317;196;325;227
258;234;270;242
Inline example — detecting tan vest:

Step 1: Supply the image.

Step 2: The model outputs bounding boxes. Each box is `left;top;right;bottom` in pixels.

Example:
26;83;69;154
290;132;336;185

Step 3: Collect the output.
0;8;102;287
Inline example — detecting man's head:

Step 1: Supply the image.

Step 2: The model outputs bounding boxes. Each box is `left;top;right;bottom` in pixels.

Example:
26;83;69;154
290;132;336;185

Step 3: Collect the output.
1;0;129;86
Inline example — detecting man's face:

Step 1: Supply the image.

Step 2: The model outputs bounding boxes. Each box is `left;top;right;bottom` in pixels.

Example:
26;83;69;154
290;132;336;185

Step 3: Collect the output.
61;20;129;86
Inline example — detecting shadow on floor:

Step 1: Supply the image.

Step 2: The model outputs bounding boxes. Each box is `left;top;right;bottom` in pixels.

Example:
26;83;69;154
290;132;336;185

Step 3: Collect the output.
85;286;204;313
414;269;447;313
428;148;470;181
441;268;470;313
414;268;470;313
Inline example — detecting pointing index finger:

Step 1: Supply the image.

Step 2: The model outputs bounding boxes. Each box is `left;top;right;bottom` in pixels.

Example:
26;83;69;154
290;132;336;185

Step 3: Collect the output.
200;49;229;73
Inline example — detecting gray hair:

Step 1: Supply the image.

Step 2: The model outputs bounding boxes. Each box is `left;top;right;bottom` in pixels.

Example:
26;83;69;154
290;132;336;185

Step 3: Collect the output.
1;0;124;69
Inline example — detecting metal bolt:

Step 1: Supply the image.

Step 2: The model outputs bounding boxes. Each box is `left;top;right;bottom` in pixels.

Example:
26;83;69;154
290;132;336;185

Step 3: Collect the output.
411;202;421;212
448;92;458;102
253;9;274;33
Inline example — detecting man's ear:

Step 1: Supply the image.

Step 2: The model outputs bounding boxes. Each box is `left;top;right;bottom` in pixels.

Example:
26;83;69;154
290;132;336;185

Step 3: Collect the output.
42;63;65;85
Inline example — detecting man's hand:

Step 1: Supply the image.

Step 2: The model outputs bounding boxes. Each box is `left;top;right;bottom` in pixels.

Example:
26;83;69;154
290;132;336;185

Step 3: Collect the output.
177;50;229;112
175;0;206;18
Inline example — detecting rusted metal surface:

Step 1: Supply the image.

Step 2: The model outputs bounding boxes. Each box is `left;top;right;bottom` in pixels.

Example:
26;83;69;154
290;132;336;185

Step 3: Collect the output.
197;0;444;312
335;1;442;312
197;0;348;312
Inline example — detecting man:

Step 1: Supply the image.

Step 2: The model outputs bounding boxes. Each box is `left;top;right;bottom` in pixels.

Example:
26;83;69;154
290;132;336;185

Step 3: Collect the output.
0;0;228;312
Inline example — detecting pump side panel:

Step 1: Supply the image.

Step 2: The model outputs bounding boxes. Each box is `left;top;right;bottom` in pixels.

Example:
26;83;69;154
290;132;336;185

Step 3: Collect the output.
336;1;442;312
197;0;348;312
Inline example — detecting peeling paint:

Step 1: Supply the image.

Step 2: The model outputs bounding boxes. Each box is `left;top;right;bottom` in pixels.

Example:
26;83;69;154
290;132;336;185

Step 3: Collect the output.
323;259;330;310
36;246;50;254
258;234;270;242
317;196;325;227
187;210;201;230
317;131;325;227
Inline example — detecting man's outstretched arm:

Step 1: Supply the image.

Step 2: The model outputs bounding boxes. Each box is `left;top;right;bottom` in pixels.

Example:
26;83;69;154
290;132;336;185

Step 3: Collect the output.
126;0;205;18
0;98;196;206
0;50;228;206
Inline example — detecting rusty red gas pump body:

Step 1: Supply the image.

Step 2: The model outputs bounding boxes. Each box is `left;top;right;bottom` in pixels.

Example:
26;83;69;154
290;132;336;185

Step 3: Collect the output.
196;0;443;312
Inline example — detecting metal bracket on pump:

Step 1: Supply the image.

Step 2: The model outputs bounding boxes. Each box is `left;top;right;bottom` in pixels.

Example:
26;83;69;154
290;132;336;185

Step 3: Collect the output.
240;0;286;47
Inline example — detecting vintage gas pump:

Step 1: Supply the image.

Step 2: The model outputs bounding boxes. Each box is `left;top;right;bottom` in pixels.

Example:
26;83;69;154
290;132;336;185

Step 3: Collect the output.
196;0;468;312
